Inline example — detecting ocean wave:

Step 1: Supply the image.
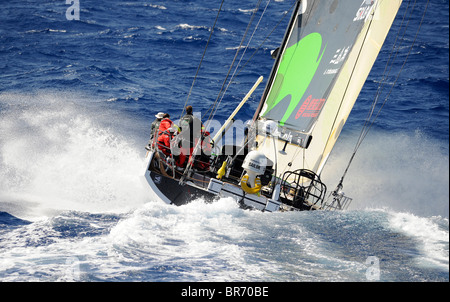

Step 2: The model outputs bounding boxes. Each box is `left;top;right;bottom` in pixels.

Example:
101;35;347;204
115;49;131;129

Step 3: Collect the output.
389;212;449;271
0;0;447;283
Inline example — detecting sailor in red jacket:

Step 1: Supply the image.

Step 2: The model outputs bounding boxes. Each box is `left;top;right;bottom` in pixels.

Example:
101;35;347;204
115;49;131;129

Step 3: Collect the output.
157;113;174;157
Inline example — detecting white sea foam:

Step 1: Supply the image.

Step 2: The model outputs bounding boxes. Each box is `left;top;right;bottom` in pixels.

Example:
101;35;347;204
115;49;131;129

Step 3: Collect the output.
389;212;449;271
0;92;149;219
175;23;227;32
145;4;167;10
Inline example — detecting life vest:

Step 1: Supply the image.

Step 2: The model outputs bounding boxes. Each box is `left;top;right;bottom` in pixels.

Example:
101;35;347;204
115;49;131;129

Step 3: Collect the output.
158;118;173;136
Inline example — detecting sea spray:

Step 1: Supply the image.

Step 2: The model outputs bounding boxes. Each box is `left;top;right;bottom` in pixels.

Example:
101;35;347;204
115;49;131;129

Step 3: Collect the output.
322;130;449;218
0;92;149;218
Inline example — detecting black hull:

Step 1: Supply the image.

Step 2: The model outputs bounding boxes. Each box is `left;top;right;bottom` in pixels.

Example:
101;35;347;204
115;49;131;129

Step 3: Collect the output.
142;151;340;212
148;171;216;206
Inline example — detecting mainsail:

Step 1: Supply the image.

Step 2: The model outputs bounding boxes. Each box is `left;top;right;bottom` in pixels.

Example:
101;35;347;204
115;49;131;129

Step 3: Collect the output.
253;0;402;176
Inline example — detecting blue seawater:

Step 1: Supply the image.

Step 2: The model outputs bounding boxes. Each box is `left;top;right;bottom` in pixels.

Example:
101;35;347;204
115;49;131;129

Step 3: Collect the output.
0;0;448;283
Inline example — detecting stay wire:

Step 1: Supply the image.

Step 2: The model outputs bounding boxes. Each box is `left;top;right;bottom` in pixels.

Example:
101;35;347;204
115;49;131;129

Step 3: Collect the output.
183;0;264;176
358;0;428;146
208;0;272;125
180;0;225;120
320;0;379;179
219;0;297;92
209;0;296;134
354;0;413;153
339;0;429;185
353;0;415;155
203;0;263;123
202;0;296;125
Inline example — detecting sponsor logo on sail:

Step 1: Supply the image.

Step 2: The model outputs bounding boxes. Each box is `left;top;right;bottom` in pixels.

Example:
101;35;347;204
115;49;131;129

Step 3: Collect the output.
330;46;351;65
295;95;326;119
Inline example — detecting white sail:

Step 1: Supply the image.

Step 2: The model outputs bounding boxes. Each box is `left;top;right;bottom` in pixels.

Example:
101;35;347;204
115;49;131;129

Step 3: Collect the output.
253;0;402;178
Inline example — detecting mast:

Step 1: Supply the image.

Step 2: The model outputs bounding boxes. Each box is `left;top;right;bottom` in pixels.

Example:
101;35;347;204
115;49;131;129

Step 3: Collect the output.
252;0;302;121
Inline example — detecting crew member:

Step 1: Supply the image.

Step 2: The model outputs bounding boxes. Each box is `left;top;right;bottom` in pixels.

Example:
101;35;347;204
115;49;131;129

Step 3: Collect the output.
179;106;204;146
179;106;210;170
157;113;174;156
146;112;165;150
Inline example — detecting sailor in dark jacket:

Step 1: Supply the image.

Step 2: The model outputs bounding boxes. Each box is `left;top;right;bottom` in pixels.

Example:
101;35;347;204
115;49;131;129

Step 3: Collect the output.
179;106;204;149
179;106;210;170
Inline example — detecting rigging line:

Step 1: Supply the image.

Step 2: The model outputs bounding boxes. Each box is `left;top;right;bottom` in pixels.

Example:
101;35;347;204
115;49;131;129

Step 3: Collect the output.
252;0;304;122
357;0;429;147
354;0;413;154
277;141;302;178
318;0;379;177
251;0;304;181
209;0;272;124
354;0;417;152
220;0;297;94
179;0;225;120
340;0;429;183
230;0;297;135
339;0;410;182
354;0;415;154
184;0;263;178
203;0;263;122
